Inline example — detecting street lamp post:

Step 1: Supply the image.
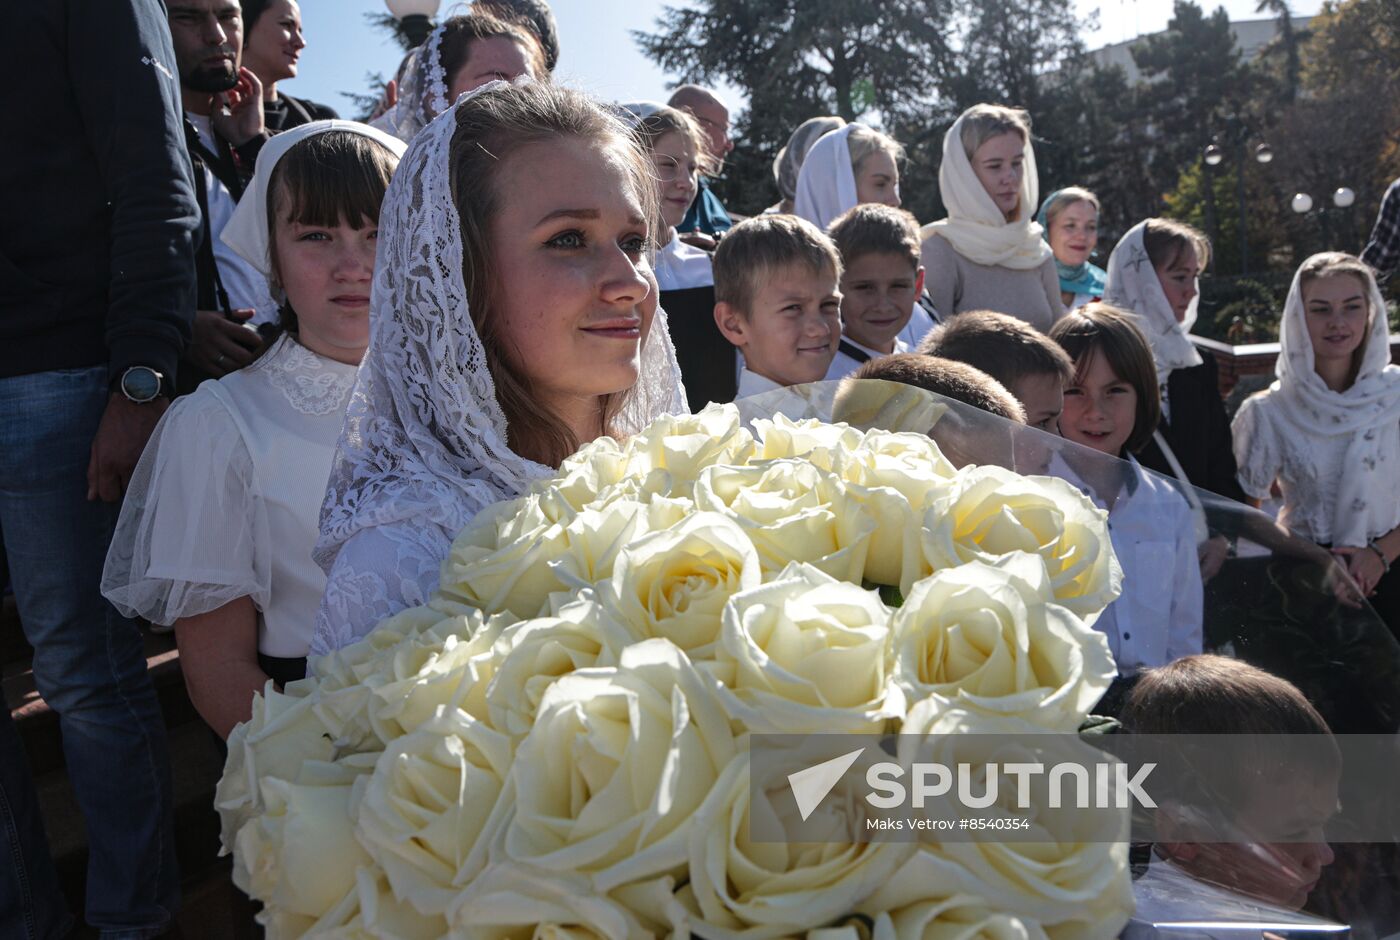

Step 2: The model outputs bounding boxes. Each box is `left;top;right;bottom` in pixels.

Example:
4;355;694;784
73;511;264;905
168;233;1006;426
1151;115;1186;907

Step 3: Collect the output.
385;0;441;48
1290;187;1356;254
1202;131;1272;276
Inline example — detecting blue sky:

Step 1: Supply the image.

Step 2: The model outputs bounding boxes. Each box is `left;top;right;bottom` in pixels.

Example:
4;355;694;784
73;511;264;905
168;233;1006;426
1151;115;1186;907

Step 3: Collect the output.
287;0;1322;117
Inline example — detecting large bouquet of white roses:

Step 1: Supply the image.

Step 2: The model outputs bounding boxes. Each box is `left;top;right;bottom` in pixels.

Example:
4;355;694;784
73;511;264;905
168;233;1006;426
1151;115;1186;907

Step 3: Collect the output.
217;403;1131;939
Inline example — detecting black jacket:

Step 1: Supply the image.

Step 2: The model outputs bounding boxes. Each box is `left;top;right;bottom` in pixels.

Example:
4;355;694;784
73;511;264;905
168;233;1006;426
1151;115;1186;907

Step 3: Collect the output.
263;93;339;132
1137;353;1248;506
1;0;198;384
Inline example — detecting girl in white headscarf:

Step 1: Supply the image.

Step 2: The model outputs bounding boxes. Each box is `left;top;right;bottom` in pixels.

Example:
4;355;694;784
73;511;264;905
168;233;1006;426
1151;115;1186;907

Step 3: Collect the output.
370;12;545;142
1104;219;1245;582
1232;252;1400;632
312;81;687;655
102;122;405;737
794;123;935;348
920;104;1063;331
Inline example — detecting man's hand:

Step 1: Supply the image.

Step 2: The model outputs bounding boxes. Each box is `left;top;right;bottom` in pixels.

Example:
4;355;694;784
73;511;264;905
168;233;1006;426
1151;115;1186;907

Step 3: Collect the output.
212;67;265;146
87;394;169;502
678;230;717;252
185;309;263;377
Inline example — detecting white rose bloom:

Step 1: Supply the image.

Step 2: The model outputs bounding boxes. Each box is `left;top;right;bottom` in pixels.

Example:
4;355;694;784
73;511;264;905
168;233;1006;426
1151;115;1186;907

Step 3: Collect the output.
547;435;633;514
625;403;757;494
597;512;762;659
841;430;956;505
919;466;1122;621
716;563;901;732
450;863;654;940
547;497;650;594
683;747;914;940
259;866;451;940
889;553;1115;731
485;610;622;739
695;460;875;584
752;414;864;472
216;681;338;855
355;708;514;916
504;639;737;893
887;708;1132;940
868;895;1046;940
436;494;571;620
232;776;371;922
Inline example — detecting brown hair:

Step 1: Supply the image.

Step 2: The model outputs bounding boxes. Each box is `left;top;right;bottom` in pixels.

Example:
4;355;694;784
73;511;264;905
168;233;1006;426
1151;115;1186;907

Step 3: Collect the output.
957;103;1031;162
450;82;658;468
845;124;904;176
1298;251;1378;382
1142;217;1211;272
629;106;719;176
473;0;559;73
920;309;1074;390
712;214;841;316
827;203;921;271
1048;302;1161;454
851;353;1027;423
266;130;401;335
1123;655;1332;736
438;12;548;91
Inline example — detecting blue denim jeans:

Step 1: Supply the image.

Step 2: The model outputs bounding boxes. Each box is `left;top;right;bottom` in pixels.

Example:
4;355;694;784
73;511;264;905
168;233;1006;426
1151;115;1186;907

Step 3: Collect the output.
0;366;178;939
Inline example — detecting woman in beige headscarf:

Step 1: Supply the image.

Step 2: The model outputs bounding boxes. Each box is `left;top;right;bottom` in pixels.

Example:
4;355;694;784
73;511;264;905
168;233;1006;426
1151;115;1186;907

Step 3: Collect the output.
920;104;1063;331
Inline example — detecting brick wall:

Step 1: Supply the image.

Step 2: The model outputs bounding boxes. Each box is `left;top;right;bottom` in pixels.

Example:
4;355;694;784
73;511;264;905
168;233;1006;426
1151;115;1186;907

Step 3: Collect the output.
1193;336;1400;399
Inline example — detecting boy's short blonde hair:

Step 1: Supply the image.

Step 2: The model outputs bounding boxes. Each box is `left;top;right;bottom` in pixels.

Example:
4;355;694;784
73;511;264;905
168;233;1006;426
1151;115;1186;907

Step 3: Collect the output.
827;203;921;271
850;354;1026;424
712;214;842;316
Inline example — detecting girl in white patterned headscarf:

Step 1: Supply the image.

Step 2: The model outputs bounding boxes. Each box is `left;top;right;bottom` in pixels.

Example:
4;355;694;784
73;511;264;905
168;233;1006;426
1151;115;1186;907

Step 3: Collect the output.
312;81;686;654
1233;252;1400;631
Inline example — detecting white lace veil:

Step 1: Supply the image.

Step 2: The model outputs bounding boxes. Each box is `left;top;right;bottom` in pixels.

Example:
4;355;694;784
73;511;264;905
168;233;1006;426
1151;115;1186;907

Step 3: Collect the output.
315;80;687;571
370;24;451;143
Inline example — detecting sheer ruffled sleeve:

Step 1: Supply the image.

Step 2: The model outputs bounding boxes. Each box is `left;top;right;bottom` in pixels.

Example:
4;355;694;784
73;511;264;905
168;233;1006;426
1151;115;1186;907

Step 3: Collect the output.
1230;393;1281;502
102;387;269;624
308;520;453;658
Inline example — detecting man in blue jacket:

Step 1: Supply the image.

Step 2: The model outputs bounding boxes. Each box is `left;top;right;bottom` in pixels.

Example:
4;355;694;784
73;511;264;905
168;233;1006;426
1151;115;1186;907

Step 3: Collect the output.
0;1;197;936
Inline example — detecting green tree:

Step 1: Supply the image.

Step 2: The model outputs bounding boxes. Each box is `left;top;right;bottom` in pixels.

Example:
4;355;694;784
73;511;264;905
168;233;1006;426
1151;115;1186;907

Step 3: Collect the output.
1253;0;1304;105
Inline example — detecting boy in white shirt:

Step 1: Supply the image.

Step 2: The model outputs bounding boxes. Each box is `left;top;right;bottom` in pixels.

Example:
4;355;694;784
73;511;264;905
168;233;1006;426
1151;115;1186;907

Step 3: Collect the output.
824;204;927;380
712;215;843;399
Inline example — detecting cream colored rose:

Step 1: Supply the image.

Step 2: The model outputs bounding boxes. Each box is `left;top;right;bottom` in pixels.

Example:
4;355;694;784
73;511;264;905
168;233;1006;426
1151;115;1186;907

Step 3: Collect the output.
546;435;632;514
682;746;914;940
217;679;345;859
259;866;451;940
355;708;514;916
232;775;371;922
449;863;653;940
624;403;757;494
869;895;1046;940
887;707;1132;940
484;608;621;739
436;495;571;620
503;639;737;893
716;562;901;732
547;496;650;594
841;430;956;504
695;459;875;584
889;553;1115;731
753;414;864;472
919;466;1122;621
597;511;762;659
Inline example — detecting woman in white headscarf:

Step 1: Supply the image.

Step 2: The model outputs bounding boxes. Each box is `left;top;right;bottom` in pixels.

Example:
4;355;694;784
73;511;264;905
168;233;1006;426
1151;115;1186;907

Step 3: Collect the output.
312;81;687;655
370;11;545;142
1104;219;1245;581
766;115;845;215
102;122;405;737
920;104;1063;331
1232;252;1400;632
794;123;935;348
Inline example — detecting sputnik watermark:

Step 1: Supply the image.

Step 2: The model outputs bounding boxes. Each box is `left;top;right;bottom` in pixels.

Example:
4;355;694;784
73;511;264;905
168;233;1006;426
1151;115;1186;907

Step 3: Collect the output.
787;746;1155;823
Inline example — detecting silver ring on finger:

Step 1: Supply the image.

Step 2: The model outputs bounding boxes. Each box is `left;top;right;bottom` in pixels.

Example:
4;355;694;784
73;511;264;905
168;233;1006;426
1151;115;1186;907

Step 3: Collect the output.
216;353;227;368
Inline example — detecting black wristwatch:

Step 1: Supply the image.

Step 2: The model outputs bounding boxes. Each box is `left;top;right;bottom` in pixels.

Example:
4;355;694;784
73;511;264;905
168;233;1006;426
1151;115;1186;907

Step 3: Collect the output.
116;366;166;404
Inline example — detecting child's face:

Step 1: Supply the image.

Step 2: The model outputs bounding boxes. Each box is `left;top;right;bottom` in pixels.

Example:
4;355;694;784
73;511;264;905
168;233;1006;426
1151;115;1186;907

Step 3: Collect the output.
649;131;701;232
719;263;841;387
274;211;376;364
1164;769;1338;910
1302;273;1369;369
1009;371;1064;434
1154;250;1201;323
839;253;923;354
1059;350;1136;456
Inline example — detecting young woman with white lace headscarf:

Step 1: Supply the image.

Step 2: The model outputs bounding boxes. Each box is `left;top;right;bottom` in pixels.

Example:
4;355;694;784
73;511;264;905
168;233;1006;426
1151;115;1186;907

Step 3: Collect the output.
1232;252;1400;634
920;104;1063;331
311;81;687;655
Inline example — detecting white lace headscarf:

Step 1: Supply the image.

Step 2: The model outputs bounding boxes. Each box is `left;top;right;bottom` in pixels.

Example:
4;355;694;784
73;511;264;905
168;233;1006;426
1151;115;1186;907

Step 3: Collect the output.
1102;221;1203;381
1272;254;1400;547
370;24;451;143
921;108;1053;271
315;80;686;571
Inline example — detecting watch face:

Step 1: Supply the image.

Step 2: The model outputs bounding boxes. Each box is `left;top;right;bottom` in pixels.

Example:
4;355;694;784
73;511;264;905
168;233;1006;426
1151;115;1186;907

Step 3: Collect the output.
123;367;162;402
